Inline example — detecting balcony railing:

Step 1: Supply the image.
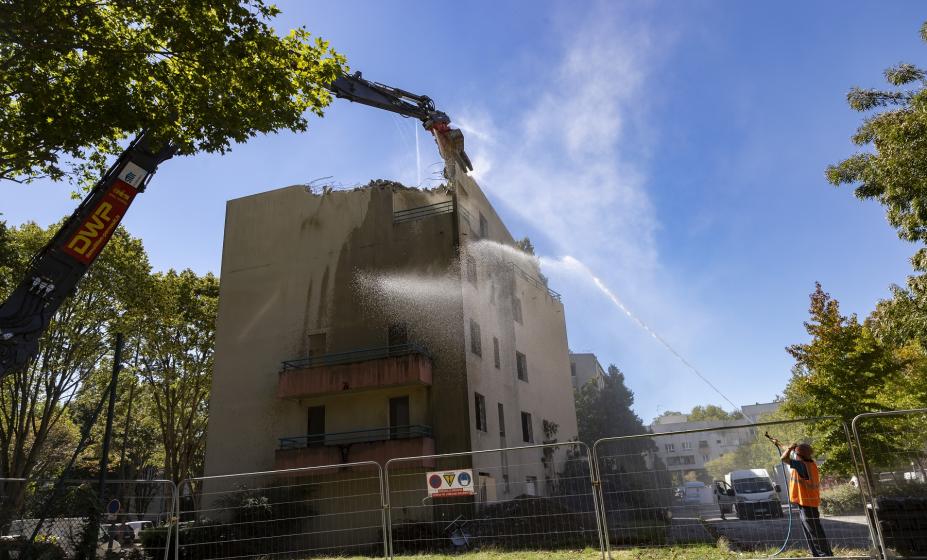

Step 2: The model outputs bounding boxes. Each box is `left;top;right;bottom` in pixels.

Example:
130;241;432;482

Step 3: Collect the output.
393;200;454;224
509;262;561;301
280;343;429;371
278;425;433;449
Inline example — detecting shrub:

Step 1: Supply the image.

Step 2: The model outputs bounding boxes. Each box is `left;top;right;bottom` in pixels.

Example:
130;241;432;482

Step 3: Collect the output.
820;483;864;516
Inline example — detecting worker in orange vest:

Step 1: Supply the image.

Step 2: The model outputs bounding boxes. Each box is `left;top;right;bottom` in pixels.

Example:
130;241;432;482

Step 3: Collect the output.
781;442;833;557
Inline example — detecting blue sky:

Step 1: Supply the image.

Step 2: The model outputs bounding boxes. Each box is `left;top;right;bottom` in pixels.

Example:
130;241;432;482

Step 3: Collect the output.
3;1;924;422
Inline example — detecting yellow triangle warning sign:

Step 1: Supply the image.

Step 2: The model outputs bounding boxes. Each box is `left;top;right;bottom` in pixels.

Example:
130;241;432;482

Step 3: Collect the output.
443;473;456;487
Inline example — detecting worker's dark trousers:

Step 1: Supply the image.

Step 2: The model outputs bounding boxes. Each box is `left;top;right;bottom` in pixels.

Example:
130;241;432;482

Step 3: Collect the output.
798;505;833;557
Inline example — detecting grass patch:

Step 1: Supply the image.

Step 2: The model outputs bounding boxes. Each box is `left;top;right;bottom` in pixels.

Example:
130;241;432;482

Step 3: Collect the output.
312;544;870;559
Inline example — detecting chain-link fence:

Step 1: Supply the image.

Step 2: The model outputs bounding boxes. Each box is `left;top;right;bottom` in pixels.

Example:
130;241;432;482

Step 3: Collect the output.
593;417;873;559
176;461;386;560
0;478;175;560
384;441;602;557
852;409;927;559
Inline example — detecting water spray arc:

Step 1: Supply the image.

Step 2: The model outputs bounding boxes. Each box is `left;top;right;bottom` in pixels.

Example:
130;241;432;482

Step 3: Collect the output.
549;255;743;414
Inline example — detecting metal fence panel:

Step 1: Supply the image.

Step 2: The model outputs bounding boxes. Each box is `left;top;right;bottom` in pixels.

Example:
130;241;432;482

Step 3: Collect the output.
0;478;175;560
852;408;927;559
384;441;602;558
593;417;873;559
177;461;386;560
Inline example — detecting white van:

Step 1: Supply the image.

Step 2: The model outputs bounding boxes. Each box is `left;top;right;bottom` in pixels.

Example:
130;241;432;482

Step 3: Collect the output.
724;469;784;519
680;481;715;506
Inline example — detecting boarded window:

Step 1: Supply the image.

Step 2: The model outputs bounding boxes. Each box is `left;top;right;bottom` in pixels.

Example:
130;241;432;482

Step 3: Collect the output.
470;320;482;356
516;351;528;381
493;337;500;368
475;393;487;432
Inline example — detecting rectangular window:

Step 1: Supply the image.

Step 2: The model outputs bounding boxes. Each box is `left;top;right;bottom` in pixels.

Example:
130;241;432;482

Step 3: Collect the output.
516;351;528;381
698;440;709;447
474;393;487;432
525;476;538;496
665;443;675;452
497;403;506;437
466;256;477;285
682;456;695;465
570;363;577;377
388;323;408;347
470;319;482;356
521;411;533;443
493;337;500;368
681;441;692;450
513;296;523;324
667;456;681;466
389;396;410;439
308;333;326;356
479;213;489;238
702;454;711;462
307;406;325;447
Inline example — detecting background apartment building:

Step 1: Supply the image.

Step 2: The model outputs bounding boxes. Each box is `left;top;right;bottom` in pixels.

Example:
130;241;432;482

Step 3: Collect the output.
202;168;579;500
649;401;781;482
569;352;606;390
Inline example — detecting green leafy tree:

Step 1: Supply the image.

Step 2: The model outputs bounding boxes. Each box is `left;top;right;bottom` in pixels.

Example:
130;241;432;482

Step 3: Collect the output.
783;283;902;476
575;365;648;445
826;21;927;270
0;221;151;523
687;405;744;423
135;269;218;482
0;0;346;185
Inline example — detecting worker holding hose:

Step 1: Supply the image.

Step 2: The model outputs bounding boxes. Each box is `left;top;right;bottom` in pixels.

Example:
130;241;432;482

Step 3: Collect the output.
780;441;833;557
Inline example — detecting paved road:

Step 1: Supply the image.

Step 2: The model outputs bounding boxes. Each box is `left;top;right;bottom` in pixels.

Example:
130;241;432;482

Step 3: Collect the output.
667;504;873;553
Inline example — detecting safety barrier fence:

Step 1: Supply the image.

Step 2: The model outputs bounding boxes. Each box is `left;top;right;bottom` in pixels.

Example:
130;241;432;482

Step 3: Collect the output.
176;462;386;560
593;417;873;559
852;408;927;559
0;478;175;560
384;441;602;556
8;412;927;559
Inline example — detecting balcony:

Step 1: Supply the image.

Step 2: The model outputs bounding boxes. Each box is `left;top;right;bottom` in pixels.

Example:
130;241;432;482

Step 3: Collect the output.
277;344;432;399
274;425;435;469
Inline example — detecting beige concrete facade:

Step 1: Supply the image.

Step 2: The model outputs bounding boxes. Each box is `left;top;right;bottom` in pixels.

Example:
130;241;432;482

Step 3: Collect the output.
202;168;578;503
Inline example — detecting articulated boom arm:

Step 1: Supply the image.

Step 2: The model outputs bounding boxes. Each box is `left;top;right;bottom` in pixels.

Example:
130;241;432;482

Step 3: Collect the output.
329;72;473;173
0;71;465;379
0;133;175;376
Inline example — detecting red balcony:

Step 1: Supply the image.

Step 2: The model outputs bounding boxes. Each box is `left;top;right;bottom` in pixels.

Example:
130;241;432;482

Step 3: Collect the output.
273;426;436;469
277;344;432;399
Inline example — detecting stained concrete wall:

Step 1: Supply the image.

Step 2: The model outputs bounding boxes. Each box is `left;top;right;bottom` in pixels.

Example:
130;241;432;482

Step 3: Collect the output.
204;183;467;477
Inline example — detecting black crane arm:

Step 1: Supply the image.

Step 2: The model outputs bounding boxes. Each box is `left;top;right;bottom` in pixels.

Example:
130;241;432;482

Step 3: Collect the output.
0;133;175;376
329;72;473;172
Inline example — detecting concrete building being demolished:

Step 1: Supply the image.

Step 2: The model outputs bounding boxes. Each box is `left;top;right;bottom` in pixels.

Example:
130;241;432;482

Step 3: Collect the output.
200;167;579;549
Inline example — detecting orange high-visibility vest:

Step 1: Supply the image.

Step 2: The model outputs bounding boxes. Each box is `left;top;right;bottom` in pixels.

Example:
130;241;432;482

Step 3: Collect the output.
789;459;821;507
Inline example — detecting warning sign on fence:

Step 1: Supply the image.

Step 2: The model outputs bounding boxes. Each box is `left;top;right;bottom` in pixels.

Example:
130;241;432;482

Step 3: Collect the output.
426;469;475;498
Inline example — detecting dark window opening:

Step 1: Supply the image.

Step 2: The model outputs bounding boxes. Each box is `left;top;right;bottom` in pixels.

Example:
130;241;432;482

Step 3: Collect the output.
308;333;327;356
513;296;523;324
307;406;325;447
516;351;528;381
521;411;533;443
470;320;482;356
493;337;500;368
498;403;506;437
388;323;408;347
389;396;410;439
475;393;487;432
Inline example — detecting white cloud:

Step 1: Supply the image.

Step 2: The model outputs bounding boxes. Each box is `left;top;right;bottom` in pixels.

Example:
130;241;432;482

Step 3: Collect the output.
458;7;722;419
